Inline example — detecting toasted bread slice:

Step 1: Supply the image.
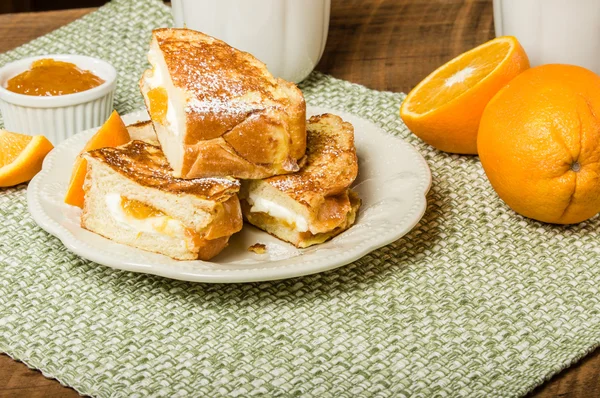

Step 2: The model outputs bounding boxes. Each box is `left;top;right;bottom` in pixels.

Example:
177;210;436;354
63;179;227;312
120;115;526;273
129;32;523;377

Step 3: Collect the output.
81;140;242;260
126;120;159;145
240;114;360;248
140;28;306;179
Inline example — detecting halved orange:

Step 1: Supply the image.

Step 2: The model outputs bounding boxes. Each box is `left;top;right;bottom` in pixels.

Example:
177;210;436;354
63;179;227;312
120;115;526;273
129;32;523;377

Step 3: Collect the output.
400;36;529;154
64;110;130;208
0;131;54;187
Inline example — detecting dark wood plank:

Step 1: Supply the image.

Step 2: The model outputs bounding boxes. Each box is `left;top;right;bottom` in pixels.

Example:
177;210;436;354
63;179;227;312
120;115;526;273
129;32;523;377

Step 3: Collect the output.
0;1;32;14
0;354;81;397
0;1;599;397
317;0;496;92
529;348;600;398
0;8;95;53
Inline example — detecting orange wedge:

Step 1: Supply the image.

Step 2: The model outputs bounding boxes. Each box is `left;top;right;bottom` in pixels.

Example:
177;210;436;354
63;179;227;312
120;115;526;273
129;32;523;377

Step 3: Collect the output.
0;131;54;187
64;110;130;208
400;36;529;154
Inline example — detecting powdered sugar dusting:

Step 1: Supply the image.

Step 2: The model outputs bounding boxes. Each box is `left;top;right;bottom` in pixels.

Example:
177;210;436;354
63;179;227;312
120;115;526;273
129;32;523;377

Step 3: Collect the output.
185;97;259;116
147;30;291;139
160;33;278;105
266;114;358;204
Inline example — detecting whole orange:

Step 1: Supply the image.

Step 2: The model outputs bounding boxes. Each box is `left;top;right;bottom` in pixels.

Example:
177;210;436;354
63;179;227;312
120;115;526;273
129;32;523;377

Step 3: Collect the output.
478;64;600;224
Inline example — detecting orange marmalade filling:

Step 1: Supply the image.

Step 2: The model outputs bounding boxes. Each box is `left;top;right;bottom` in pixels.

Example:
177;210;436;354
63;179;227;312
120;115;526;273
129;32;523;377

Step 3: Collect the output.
121;197;164;219
120;197;201;246
6;58;105;96
147;86;168;125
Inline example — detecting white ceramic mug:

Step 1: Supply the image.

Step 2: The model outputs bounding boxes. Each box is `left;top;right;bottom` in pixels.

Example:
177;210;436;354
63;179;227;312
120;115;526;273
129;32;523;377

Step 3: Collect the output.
171;0;331;83
494;0;600;74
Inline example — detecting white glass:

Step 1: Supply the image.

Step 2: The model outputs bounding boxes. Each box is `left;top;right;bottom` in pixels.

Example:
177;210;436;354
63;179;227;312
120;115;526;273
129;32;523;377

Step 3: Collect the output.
171;0;331;83
494;0;600;74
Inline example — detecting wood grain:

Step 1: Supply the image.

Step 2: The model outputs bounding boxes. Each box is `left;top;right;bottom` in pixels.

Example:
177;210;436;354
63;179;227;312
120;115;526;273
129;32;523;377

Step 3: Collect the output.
529;349;600;397
0;8;94;54
317;0;496;92
0;354;80;398
0;1;599;397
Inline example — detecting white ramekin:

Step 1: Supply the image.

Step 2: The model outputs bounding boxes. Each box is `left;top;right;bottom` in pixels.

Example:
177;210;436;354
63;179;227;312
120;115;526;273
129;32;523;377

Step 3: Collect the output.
0;54;117;144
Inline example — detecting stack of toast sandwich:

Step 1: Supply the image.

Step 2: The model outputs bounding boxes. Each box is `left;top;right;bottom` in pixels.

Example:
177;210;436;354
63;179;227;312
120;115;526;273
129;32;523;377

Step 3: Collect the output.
80;28;361;261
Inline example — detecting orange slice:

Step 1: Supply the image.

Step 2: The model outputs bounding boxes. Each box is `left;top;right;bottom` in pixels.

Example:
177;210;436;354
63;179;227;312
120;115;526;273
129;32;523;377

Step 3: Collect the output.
64;110;130;208
0;131;54;187
400;36;529;154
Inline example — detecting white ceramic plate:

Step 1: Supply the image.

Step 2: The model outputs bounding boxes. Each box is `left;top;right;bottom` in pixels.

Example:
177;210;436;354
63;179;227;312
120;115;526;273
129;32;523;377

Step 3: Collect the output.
27;106;431;283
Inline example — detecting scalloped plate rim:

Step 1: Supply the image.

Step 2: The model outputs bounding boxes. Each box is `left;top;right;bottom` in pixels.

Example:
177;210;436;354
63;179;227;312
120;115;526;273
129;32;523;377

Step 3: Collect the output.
27;106;431;283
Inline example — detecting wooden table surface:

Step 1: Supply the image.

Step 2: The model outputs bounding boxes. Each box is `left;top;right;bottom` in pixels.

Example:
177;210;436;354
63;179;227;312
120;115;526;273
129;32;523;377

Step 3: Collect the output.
0;1;599;397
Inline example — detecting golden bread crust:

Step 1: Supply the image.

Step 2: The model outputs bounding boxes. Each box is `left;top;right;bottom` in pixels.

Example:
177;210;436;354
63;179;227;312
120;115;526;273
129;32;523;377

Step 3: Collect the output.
201;195;243;240
154;28;278;125
240;113;361;245
278;80;307;159
126;120;160;145
80;149;242;261
186;195;241;260
195;236;230;261
127;120;152;130
84;140;239;200
142;28;306;179
265;114;358;209
241;190;361;248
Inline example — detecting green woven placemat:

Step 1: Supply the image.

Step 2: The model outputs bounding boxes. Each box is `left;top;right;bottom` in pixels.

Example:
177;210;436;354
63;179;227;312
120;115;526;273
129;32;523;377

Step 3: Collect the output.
1;0;600;396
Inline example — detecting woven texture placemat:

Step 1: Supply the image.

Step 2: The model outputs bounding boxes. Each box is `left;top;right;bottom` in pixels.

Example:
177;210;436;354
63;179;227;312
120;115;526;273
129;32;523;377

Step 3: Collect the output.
1;0;600;396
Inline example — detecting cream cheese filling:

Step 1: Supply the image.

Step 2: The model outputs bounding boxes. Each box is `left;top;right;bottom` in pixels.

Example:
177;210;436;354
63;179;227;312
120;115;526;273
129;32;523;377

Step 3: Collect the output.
248;193;309;232
105;193;186;238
